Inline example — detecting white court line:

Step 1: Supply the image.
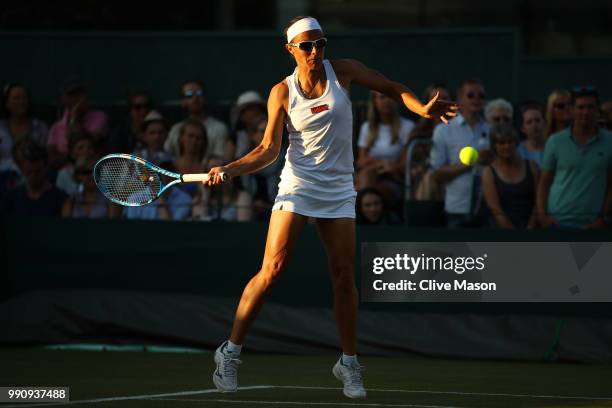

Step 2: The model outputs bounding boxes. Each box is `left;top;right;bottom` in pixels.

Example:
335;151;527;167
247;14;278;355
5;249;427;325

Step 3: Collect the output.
153;398;460;408
3;384;612;408
0;385;272;408
273;386;612;401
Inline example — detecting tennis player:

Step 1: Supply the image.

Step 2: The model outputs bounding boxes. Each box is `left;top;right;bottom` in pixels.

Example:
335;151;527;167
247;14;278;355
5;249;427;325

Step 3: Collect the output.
206;16;458;399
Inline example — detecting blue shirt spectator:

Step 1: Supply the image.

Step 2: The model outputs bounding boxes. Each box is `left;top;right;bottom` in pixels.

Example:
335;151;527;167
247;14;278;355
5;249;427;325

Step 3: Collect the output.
538;87;612;229
431;113;490;215
123;187;191;220
516;142;543;168
541;127;612;227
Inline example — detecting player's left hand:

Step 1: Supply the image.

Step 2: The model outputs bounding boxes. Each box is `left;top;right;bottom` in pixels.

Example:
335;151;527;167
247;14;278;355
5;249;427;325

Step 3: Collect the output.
421;92;459;124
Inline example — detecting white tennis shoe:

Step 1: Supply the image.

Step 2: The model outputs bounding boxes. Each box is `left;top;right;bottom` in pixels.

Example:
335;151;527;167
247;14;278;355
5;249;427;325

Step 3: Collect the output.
213;341;242;393
332;357;367;399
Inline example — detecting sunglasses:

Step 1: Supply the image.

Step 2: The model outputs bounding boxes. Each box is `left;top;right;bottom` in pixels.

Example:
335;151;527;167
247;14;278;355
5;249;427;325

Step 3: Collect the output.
466;92;486;99
553;102;569;109
183;89;204;98
288;37;328;52
131;103;149;110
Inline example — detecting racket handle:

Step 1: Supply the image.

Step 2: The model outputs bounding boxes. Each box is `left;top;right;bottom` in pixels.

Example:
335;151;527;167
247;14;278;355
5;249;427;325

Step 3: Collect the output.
181;172;228;183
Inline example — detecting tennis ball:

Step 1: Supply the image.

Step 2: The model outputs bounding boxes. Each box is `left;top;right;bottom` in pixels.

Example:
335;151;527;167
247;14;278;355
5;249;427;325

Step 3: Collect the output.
459;146;479;166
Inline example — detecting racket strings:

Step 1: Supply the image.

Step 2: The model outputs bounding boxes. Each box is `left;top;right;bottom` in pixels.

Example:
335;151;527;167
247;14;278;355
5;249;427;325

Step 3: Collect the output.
95;157;162;206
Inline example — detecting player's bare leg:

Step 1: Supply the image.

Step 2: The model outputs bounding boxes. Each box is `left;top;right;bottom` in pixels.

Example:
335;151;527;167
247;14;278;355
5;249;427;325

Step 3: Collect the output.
230;209;307;344
316;217;366;399
214;209;307;392
316;217;358;354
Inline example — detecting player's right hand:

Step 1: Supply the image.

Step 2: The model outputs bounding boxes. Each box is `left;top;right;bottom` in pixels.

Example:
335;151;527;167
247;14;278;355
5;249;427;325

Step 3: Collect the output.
205;166;229;187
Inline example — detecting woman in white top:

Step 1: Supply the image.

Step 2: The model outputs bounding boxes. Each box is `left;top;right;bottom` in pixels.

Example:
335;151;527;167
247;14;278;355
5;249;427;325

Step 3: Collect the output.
205;16;457;399
356;91;415;202
0;83;48;171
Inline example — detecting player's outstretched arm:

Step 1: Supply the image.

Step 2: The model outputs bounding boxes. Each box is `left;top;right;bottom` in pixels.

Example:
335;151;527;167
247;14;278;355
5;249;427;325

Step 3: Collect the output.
333;58;458;124
205;82;287;186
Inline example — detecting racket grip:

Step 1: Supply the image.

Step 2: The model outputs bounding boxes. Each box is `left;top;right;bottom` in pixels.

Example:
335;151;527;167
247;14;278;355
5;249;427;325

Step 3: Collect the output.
181;172;228;183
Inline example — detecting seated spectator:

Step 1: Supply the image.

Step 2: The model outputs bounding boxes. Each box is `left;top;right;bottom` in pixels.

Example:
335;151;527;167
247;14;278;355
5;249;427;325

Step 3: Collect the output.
356;91;415;208
237;117;283;220
482;125;538;229
225;90;267;163
600;100;612;131
356;187;398;225
108;90;152;153
134;110;173;164
62;155;108;219
538;87;612;229
517;103;545;167
174;119;208;197
165;80;228;164
409;83;450;201
56;133;95;195
544;89;571;139
192;156;251;222
431;78;491;227
0;143;66;217
123;160;191;221
47;78;108;168
0;83;48;171
484;98;513;126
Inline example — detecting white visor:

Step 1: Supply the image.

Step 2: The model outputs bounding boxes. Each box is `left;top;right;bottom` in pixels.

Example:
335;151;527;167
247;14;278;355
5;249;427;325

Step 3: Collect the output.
286;17;323;43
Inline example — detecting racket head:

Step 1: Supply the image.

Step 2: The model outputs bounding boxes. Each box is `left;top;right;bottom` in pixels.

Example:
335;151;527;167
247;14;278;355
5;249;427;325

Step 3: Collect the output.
94;154;180;206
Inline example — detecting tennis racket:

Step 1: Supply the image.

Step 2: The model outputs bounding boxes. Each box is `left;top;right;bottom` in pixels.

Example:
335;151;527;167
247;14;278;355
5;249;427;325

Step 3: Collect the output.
93;153;226;207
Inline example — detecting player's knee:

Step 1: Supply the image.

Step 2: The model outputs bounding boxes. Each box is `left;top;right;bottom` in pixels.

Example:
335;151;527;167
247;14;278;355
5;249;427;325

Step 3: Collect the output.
260;257;288;287
330;262;356;292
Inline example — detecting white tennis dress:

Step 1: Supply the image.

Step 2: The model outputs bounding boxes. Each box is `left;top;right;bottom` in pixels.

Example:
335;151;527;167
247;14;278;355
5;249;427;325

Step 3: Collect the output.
272;59;356;218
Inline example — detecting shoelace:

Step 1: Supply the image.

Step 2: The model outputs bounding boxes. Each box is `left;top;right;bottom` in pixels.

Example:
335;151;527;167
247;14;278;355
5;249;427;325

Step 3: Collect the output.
347;365;365;387
222;354;242;379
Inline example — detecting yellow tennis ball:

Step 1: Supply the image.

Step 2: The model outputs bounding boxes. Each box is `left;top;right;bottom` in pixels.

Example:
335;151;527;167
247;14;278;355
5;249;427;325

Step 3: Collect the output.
459;146;479;166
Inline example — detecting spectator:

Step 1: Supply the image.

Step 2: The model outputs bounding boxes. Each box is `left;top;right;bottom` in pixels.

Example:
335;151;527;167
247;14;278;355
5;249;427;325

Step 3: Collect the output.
544;89;571;139
165;80;228;164
484;99;513;126
225;90;267;163
56;133;95;195
356;187;397;225
0;83;48;171
123;159;191;221
600;100;612;131
0;143;66;216
537;87;612;229
482;125;538;229
356;91;415;207
409;83;450;201
62;155;108;219
108;90;152;153
517;103;545;167
238;117;283;220
175;118;208;197
134;110;173;164
47;78;108;168
192;156;251;222
430;78;491;227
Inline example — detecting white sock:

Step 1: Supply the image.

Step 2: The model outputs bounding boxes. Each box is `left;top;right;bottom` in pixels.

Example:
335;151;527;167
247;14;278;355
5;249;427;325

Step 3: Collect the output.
342;353;358;366
225;340;242;355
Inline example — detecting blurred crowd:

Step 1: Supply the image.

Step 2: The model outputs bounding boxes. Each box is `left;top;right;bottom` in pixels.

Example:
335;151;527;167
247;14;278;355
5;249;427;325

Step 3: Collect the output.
1;78;611;229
